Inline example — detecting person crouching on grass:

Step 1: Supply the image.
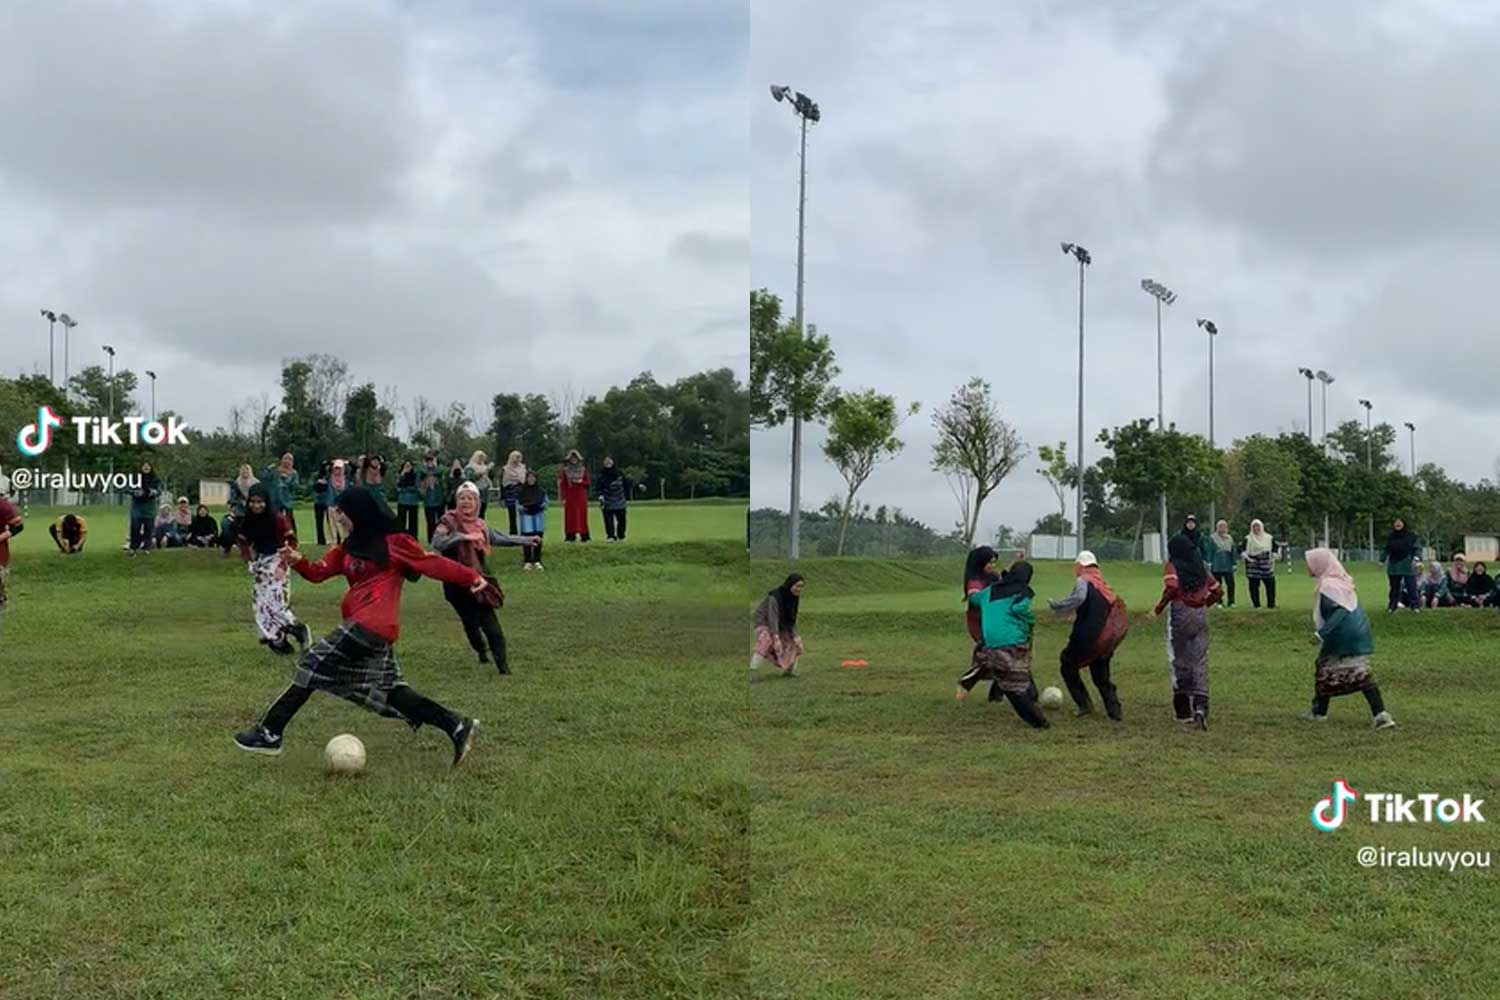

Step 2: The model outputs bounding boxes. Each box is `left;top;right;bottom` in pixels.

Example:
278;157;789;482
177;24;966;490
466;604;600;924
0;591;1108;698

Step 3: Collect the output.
1148;535;1222;730
431;481;536;674
50;513;87;554
233;487;490;766
237;483;310;656
955;546;1002;702
968;560;1047;729
1302;548;1396;729
751;574;804;677
1047;551;1129;721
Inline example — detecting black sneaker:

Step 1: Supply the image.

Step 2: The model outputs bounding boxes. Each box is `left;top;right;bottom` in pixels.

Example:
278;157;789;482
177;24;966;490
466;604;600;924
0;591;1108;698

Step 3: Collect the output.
451;718;479;768
1193;710;1208;731
477;649;490;664
494;658;511;676
1105;702;1123;722
291;622;312;651
233;726;283;756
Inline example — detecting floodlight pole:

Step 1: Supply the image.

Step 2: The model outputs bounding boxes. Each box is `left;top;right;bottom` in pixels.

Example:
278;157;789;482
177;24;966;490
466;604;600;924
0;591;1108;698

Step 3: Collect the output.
60;314;78;390
1142;279;1174;559
1198;319;1218;529
1063;242;1091;556
1405;422;1416;477
41;310;57;384
1360;399;1373;559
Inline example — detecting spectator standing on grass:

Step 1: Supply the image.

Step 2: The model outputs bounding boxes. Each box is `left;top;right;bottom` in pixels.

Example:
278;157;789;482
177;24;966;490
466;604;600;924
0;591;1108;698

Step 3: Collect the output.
966;561;1047;729
328;460;349;545
1301;549;1396;729
517;470;547;571
1148;535;1223;731
558;449;591;542
955;545;1002;703
263;453;300;539
129;461;161;555
1209;519;1238;608
499;451;526;535
222;464;258;554
187;504;219;548
465;451;493;519
421;454;444;542
313;461;334;546
0;494;25;628
1379;518;1419;614
751;573;804;677
445;459;465;511
395;460;421;538
1244;520;1277;608
597;456;629;541
50;513;87;554
1178;513;1213;565
1048;551;1129;722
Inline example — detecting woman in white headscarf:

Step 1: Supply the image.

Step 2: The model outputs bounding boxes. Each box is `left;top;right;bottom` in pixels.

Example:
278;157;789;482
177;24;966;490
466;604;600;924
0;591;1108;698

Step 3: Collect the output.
1243;519;1277;608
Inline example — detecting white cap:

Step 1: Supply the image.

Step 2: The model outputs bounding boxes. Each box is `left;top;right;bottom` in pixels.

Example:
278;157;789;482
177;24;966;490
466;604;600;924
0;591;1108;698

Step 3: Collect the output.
1076;550;1098;567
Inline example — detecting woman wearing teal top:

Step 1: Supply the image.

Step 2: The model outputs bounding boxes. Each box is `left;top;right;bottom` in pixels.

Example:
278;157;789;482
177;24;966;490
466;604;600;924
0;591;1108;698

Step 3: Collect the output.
967;561;1047;729
420;454;445;541
395;460;422;538
1378;517;1419;614
1208;519;1238;607
263;453;300;539
1302;549;1395;729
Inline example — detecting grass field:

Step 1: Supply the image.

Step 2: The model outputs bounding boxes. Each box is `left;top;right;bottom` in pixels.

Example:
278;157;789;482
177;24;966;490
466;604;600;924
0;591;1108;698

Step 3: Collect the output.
1;499;755;999
742;557;1500;1000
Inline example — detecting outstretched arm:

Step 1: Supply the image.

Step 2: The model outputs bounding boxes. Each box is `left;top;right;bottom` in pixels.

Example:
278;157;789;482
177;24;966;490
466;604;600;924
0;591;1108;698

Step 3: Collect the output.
1048;578;1088;612
287;544;347;583
485;527;535;548
389;533;483;588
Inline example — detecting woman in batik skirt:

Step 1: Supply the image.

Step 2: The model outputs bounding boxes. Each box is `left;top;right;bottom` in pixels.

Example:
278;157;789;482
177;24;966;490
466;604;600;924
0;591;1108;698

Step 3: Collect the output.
751;573;804;677
1048;551;1129;722
968;560;1047;728
1148;534;1222;730
236;483;310;655
1302;548;1396;729
955;546;1002;702
233;487;489;766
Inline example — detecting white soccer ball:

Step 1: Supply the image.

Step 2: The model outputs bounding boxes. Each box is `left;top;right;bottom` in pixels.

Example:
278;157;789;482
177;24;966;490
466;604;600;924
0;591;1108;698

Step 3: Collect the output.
323;733;366;774
1039;686;1065;710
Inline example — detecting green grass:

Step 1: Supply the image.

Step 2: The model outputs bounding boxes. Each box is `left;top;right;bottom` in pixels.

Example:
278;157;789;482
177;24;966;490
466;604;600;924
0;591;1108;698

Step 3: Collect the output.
1;501;756;1000
742;557;1500;1000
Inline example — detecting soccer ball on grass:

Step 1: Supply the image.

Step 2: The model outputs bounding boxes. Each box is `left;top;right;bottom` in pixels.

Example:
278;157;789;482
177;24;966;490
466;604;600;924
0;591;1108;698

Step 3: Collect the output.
323;733;366;775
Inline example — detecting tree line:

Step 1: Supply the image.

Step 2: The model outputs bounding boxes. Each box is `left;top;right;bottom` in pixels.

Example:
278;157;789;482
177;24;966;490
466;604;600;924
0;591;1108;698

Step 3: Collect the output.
1;357;749;503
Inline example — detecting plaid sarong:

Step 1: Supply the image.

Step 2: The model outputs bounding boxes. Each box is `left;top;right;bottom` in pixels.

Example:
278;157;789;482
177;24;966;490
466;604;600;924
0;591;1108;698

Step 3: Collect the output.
1315;653;1376;698
977;644;1034;696
291;622;410;721
0;564;9;612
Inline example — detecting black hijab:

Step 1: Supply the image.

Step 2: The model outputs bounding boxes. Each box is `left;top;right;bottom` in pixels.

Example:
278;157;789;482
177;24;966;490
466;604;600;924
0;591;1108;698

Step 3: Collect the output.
987;560;1035;602
963;546;998;599
61;514;83;544
771;573;803;630
1168;533;1208;592
1181;516;1201;545
599;460;623;486
1385;521;1415;561
240;483;280;554
519;475;545;510
338;487;400;566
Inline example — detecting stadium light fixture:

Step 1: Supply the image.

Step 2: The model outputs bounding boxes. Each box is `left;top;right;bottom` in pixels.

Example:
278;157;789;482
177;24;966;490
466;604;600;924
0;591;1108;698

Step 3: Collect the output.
1062;242;1091;555
1141;279;1176;557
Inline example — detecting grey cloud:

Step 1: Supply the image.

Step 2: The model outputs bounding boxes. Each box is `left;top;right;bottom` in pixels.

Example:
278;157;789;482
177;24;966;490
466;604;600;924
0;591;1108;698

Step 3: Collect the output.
671;232;750;270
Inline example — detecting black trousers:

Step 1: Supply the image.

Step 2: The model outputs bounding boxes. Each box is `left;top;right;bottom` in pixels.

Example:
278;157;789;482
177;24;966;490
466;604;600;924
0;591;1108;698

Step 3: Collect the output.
443;586;507;670
1248;575;1276;608
261;682;459;737
1312;686;1386;717
1214;572;1236;606
505;504;519;535
1060;653;1121;720
425;506;441;542
1387;574;1418;611
603;508;627;540
398;503;419;538
314;503;328;546
522;532;543;564
129;513;152;551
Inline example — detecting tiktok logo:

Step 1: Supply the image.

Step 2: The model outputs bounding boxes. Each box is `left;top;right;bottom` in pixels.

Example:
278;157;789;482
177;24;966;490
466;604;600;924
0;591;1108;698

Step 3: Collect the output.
16;405;63;457
1311;778;1360;832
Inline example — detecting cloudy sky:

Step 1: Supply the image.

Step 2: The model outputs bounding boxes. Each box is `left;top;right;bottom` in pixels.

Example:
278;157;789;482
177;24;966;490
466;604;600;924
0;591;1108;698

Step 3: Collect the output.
3;0;746;433
751;0;1500;541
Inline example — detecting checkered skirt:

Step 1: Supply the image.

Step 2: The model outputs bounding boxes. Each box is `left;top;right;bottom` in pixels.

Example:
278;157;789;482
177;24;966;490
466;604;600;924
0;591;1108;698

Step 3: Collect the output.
291;621;409;721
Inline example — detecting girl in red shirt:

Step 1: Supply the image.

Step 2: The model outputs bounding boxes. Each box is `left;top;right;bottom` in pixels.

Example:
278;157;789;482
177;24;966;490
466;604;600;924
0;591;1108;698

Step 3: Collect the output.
233;488;492;767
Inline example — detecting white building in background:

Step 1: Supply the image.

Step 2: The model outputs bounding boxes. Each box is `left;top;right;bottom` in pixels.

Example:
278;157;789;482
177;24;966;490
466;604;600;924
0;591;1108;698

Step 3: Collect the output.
1461;533;1499;563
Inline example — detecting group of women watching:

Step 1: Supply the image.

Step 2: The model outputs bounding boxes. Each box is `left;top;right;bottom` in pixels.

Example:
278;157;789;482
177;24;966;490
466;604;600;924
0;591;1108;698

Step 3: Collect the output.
1173;513;1281;609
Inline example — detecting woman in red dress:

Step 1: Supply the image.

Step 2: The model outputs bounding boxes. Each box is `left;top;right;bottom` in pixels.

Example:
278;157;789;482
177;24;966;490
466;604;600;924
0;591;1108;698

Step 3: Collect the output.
557;449;592;542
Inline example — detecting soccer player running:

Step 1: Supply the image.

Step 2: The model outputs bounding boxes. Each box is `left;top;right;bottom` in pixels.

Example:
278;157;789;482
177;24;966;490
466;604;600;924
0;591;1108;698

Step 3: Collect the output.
967;560;1047;729
1302;548;1396;729
1148;535;1223;730
1048;551;1129;722
233;487;490;767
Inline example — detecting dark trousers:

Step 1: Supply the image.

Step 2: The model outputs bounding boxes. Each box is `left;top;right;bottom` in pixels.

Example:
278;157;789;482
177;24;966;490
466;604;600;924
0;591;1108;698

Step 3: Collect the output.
425;506;441;542
129;513;152;551
522;533;543;564
443;587;507;670
1005;679;1048;729
479;499;488;519
505;504;519;534
314;503;328;546
398;503;419;538
1312;686;1386;718
261;682;459;737
603;508;627;540
1248;575;1276;608
1060;653;1121;720
1173;689;1211;720
1214;572;1236;606
1387;574;1418;611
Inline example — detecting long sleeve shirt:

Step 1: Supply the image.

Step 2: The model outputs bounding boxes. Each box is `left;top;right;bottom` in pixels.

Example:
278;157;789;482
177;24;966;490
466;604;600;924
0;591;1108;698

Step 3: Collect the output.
291;533;481;642
1153;571;1223;615
431;523;531;573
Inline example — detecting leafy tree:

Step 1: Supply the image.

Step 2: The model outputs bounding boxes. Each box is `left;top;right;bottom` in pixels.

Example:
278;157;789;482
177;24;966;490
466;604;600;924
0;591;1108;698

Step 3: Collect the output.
1035;442;1072;531
1095;419;1219;556
931;378;1027;547
1220;434;1302;536
822;389;919;554
749;288;839;428
1033;512;1072;536
490;393;563;466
